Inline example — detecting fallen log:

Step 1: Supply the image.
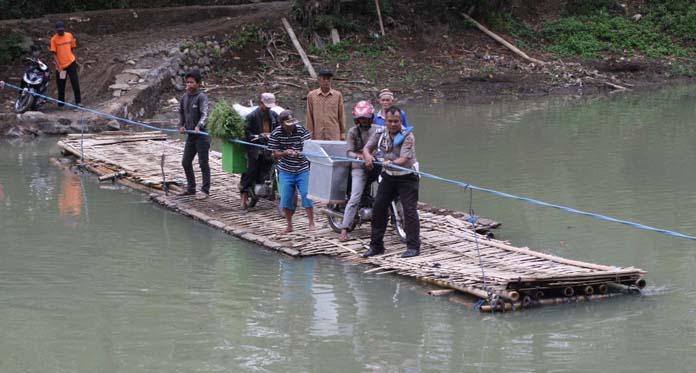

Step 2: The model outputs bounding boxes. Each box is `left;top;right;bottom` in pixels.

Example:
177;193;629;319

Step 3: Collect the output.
427;289;455;296
281;17;317;79
605;81;629;90
98;170;127;182
375;0;386;36
461;12;546;66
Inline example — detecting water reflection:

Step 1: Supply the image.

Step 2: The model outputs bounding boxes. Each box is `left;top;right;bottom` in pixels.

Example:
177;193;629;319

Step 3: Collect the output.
4;86;696;371
57;169;83;218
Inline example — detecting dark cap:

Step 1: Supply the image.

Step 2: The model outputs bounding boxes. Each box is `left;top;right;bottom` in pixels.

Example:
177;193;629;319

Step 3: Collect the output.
278;110;299;126
317;67;333;77
55;21;65;31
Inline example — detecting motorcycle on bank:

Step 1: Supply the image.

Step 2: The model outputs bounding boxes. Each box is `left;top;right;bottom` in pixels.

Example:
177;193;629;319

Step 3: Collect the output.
15;57;51;113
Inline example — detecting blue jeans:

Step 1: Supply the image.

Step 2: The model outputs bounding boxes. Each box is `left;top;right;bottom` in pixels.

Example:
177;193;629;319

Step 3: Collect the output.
278;170;314;210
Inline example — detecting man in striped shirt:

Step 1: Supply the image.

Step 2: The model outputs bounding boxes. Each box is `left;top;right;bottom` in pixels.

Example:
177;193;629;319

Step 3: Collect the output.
268;110;315;233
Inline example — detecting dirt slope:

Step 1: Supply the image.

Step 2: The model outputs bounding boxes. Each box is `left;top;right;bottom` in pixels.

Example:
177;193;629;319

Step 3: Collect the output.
0;1;291;112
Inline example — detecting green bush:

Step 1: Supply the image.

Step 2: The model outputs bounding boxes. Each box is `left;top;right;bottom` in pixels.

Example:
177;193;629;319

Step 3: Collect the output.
207;101;245;140
0;34;25;64
646;0;696;41
542;13;686;58
227;24;262;50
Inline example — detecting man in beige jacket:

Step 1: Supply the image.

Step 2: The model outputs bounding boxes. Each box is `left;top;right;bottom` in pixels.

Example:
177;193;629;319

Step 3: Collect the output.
306;68;346;140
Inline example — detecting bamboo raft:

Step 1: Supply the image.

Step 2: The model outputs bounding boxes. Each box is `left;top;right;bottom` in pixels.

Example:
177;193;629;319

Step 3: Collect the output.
57;131;647;312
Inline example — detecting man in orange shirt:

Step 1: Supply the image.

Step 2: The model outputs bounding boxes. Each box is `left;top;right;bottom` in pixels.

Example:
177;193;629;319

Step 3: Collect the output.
50;21;81;107
305;68;345;140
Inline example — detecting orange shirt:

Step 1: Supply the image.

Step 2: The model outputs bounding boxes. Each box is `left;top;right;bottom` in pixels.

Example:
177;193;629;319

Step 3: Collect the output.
50;32;77;69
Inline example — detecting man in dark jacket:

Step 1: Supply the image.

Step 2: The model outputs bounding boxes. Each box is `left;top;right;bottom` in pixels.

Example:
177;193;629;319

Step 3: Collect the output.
240;93;279;210
178;70;210;200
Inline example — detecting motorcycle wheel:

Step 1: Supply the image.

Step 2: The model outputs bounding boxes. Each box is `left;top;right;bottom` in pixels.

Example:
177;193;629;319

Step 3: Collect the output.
247;188;259;208
326;203;345;234
390;199;408;243
15;90;34;114
272;167;285;218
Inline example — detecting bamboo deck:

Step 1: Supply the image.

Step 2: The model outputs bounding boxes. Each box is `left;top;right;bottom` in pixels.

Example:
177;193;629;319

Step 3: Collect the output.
57;131;647;312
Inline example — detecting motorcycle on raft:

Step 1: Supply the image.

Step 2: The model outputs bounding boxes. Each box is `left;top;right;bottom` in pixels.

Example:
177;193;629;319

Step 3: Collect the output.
14;57;51;113
325;164;408;243
244;134;279;209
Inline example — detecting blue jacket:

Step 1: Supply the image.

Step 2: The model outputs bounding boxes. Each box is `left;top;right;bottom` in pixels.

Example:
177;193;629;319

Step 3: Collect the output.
373;109;410;128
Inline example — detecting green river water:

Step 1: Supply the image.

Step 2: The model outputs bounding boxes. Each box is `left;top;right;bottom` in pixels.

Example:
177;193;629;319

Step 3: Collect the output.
2;85;696;372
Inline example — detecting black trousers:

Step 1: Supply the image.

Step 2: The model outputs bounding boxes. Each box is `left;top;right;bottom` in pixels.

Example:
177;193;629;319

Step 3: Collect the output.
240;149;272;193
370;172;420;252
181;134;211;194
56;62;81;105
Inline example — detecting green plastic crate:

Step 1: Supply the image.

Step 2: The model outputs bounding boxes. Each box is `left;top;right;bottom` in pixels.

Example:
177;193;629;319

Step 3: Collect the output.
221;141;247;174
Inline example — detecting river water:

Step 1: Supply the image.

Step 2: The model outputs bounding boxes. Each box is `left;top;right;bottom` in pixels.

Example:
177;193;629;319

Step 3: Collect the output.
2;85;696;372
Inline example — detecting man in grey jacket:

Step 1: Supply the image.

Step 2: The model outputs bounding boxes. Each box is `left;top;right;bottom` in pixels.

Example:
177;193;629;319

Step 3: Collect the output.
178;70;211;200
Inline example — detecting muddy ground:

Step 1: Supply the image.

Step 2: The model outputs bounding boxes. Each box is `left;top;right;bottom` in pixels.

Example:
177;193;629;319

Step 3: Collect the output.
1;1;694;133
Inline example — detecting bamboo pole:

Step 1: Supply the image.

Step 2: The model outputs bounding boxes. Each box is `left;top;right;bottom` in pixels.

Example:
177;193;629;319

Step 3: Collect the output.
281;17;317;79
98;170;126;181
461;12;546;66
480;293;623;312
375;0;386;36
635;277;647;289
428;289;455;296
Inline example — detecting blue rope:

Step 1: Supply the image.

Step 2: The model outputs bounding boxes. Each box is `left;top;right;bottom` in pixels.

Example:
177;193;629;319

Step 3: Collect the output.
4;81;696;241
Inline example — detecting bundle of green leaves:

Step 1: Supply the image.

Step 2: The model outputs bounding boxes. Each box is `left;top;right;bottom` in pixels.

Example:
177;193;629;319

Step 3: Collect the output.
207;100;245;140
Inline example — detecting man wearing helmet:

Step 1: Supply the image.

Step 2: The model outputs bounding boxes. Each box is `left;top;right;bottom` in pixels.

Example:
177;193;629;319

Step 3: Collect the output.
337;101;379;241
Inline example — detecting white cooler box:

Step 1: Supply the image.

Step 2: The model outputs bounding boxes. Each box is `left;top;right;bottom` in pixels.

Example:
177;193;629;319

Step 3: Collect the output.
304;140;351;204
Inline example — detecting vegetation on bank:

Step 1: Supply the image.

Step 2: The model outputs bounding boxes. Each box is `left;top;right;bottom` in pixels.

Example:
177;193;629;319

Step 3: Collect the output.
0;0;251;20
1;0;695;79
292;0;695;61
0;34;24;64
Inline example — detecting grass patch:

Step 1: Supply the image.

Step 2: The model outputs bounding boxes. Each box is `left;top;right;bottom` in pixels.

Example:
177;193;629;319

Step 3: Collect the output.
542;12;687;58
670;62;696;78
309;38;394;64
227;25;262;51
0;34;25;64
646;0;696;41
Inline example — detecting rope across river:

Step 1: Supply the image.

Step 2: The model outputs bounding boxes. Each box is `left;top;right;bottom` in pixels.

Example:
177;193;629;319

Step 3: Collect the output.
4;81;696;241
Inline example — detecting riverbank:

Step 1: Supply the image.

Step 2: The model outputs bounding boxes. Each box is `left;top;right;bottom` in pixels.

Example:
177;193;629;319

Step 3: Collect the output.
1;1;695;136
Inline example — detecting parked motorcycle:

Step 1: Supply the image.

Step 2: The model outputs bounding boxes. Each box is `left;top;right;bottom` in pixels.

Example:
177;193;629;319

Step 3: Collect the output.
15;57;51;113
325;171;408;243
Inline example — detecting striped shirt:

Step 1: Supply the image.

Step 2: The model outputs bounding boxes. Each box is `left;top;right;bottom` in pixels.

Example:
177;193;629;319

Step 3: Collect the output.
268;125;311;174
